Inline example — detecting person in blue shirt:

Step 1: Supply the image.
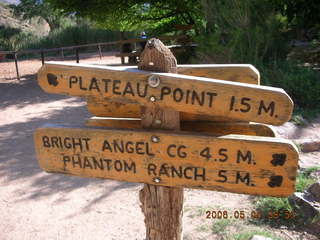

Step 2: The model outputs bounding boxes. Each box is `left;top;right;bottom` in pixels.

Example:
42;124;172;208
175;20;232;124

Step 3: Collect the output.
140;31;148;50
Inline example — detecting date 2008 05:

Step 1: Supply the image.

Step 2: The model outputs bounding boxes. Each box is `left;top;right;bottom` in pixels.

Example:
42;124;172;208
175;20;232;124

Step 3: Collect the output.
205;210;296;220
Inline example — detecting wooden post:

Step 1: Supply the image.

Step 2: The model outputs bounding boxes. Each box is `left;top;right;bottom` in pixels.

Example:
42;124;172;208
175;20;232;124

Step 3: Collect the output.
75;48;79;63
98;44;102;59
14;52;20;81
41;50;45;65
60;48;64;60
139;38;183;240
120;32;125;64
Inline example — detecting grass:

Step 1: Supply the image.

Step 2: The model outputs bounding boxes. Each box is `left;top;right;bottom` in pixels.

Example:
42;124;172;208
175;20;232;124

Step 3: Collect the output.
252;167;319;227
195;217;284;240
196;218;234;236
260;62;320;120
295;169;318;192
253;197;295;226
291;114;308;126
196;224;210;232
186;206;207;218
185;205;222;218
210;219;234;234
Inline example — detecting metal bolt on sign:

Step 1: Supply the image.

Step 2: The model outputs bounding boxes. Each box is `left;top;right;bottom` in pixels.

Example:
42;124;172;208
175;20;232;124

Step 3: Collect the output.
151;136;160;143
148;75;160;88
149;96;156;102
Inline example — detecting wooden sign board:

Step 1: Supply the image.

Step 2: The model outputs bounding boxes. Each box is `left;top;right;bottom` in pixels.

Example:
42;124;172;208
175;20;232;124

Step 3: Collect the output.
177;64;260;84
34;125;298;197
38;62;293;125
86;64;259;121
86;118;276;137
112;64;260;85
86;98;246;122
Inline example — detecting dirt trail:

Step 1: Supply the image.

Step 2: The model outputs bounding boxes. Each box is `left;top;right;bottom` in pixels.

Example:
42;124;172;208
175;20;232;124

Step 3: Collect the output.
0;54;318;240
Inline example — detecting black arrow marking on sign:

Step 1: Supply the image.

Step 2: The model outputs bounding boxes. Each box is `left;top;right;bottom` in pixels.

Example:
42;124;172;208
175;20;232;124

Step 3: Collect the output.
268;175;283;187
271;153;286;166
47;73;58;86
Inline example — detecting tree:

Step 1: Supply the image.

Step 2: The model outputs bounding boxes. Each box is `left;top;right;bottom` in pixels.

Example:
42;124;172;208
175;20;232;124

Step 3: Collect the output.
10;0;66;31
271;0;320;39
196;0;289;64
47;0;203;33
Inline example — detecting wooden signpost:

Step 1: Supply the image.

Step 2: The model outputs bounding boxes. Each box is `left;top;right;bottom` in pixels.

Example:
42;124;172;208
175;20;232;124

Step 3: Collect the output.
34;38;299;240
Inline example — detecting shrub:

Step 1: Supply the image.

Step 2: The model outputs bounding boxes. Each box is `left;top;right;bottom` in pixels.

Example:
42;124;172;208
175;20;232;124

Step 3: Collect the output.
23;23;120;50
260;62;320;118
0;26;35;51
0;22;122;53
195;0;289;64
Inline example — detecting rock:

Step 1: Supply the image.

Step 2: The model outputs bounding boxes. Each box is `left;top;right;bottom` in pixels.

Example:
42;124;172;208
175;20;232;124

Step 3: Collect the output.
289;192;319;218
273;122;298;139
310;170;320;182
294;139;320;152
289;183;320;234
250;235;273;240
307;182;320;202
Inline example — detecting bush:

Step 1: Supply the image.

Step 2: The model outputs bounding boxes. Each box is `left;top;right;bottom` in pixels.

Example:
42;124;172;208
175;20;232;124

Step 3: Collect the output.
0;22;121;53
23;23;120;50
194;1;320;119
295;167;319;192
253;196;295;226
195;0;289;64
260;62;320;118
0;26;35;51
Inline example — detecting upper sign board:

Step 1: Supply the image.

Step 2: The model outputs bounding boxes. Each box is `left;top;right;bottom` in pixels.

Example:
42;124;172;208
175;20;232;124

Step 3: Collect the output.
34;125;298;197
38;62;293;125
177;64;260;84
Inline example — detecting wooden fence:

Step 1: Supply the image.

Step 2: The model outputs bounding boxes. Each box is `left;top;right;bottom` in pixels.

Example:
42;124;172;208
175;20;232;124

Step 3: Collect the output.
0;35;188;81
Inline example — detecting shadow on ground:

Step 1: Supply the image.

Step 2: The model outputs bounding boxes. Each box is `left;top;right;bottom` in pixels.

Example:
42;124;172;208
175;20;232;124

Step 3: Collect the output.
0;73;138;211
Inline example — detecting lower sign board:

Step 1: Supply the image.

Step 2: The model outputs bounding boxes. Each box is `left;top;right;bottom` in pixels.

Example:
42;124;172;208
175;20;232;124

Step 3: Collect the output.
34;125;298;197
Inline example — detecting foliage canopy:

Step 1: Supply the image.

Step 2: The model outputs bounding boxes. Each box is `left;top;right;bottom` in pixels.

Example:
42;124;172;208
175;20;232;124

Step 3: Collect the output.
272;0;320;32
47;0;203;32
10;0;66;31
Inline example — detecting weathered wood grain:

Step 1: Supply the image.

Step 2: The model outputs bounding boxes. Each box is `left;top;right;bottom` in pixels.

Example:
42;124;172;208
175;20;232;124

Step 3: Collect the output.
86;98;239;122
34;125;298;197
138;38;183;240
181;121;276;137
177;64;260;84
37;62;293;125
86;118;275;137
86;63;259;121
110;64;260;84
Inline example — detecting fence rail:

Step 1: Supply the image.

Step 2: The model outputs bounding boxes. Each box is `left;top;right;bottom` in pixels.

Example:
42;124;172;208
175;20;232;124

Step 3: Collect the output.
0;35;188;81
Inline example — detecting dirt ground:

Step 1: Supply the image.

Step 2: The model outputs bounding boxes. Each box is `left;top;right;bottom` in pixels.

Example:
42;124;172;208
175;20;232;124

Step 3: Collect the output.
0;53;319;240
